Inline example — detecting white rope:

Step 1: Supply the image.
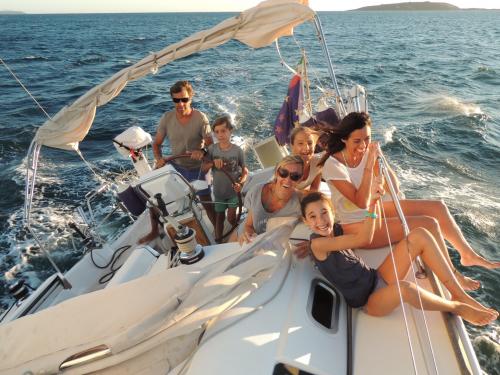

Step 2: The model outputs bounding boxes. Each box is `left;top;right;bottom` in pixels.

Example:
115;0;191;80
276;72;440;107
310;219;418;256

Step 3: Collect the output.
75;149;119;186
378;201;420;375
379;201;440;375
274;40;297;75
0;57;52;121
379;159;440;374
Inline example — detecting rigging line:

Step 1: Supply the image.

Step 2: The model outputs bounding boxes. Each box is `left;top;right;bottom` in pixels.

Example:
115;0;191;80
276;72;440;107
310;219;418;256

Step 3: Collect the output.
378;200;420;375
0;57;52;121
379;201;440;375
274;39;297;75
76;149;109;184
292;32;330;97
381;204;440;374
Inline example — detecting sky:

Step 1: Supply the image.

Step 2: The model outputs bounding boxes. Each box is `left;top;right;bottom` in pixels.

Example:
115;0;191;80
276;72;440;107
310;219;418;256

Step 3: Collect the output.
0;0;498;13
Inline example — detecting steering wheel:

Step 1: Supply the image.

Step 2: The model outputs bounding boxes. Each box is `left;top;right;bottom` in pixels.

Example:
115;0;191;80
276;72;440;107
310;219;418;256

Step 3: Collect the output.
161;154;243;242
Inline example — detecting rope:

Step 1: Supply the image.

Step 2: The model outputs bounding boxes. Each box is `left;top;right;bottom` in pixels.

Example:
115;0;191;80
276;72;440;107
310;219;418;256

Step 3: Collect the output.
378;201;419;374
76;149;110;184
0;57;52;121
274;40;297;75
379;201;440;375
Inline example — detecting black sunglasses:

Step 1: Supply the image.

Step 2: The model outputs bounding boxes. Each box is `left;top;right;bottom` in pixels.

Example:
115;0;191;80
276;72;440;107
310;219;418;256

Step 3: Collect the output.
277;167;302;182
172;97;190;103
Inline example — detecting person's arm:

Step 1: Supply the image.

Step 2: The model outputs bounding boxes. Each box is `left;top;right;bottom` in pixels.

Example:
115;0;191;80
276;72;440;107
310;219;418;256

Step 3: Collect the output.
190;113;212;160
309;173;322;192
312;176;383;256
153;128;167;169
203;134;214;147
234;166;249;193
311;200;378;256
329;142;380;209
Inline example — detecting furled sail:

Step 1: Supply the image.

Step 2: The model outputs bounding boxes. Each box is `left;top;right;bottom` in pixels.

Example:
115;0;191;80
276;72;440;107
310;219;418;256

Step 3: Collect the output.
33;0;314;150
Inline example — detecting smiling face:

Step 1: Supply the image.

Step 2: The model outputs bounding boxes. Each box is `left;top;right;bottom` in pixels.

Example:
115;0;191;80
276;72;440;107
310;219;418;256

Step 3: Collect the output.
273;162;303;200
303;199;334;237
291;131;316;163
171;88;192;116
343;125;371;159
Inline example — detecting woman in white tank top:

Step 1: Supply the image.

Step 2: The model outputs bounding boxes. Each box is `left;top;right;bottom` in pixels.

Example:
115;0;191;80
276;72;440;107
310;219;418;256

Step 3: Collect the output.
319;112;499;291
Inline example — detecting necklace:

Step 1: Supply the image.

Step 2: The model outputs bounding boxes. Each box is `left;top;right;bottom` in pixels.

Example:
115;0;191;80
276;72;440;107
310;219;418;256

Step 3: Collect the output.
341;150;358;168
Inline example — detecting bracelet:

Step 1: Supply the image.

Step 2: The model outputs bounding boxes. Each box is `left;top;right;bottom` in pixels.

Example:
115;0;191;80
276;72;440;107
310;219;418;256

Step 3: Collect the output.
365;211;378;219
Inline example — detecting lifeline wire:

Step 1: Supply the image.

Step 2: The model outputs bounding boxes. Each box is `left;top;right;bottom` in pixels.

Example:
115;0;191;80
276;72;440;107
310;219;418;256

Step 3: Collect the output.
378;200;420;375
0;57;52;121
379;201;440;375
378;156;439;373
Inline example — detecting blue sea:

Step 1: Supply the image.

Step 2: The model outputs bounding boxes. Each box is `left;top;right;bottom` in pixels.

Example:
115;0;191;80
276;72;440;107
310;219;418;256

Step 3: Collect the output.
0;10;499;373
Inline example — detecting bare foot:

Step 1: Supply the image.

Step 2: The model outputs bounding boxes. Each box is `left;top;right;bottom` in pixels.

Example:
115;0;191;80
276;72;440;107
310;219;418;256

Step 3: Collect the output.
460;252;500;270
454;271;481;291
452;292;492;313
455;302;498;326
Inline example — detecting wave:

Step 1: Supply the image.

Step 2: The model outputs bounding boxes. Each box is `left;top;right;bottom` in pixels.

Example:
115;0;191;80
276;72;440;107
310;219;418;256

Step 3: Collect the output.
382;125;397;144
473;332;500;375
5;55;50;63
73;53;109;66
423;95;483;117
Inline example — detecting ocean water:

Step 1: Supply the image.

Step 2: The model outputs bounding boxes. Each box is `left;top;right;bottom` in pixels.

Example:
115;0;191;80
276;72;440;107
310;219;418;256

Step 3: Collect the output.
0;10;499;373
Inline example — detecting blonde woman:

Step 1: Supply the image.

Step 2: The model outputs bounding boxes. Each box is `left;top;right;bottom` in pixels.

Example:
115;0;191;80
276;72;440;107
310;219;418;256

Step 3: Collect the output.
238;155;304;245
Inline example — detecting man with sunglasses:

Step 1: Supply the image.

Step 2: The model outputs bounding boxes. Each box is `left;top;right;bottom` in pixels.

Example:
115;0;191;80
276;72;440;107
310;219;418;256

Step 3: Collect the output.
153;80;215;224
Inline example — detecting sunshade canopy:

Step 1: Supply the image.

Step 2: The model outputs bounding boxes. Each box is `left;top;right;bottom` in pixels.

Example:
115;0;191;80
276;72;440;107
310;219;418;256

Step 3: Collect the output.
33;0;315;150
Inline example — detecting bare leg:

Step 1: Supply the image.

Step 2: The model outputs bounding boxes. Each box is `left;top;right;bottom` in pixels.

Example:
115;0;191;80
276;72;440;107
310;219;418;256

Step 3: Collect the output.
227;207;237;226
378;228;494;313
343;216;480;290
199;193;216;227
383;199;500;269
364;281;497;326
215;211;225;244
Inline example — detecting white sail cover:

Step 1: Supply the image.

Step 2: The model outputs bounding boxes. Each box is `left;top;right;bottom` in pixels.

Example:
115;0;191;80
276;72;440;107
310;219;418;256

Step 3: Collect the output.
0;223;294;374
33;0;314;150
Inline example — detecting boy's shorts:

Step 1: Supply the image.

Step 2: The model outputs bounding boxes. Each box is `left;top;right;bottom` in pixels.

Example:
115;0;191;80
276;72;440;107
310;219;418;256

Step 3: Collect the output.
214;196;240;213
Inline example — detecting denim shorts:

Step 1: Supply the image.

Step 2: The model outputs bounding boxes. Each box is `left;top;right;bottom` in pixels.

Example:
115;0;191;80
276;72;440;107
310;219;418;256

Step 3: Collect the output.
172;163;211;196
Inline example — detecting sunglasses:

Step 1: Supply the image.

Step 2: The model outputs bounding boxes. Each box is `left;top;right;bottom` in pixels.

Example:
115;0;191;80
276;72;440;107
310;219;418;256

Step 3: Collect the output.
277;167;302;182
172;97;190;103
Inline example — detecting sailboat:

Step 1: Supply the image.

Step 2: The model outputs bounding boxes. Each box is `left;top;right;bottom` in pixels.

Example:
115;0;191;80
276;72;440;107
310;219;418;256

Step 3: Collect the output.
0;1;483;374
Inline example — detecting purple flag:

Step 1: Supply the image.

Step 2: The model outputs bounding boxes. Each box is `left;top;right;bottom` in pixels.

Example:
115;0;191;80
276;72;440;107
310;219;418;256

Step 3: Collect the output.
274;74;302;146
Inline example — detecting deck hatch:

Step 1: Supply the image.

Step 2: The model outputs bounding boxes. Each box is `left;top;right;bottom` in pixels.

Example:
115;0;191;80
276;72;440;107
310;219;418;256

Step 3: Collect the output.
307;278;340;332
273;363;316;375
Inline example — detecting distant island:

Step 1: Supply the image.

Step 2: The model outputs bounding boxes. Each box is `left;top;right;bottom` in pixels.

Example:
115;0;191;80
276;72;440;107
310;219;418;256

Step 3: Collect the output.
0;10;25;15
355;2;459;11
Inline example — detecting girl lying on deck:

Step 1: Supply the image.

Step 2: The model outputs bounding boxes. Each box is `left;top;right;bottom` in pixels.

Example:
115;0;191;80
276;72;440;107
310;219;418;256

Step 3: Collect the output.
298;187;498;326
